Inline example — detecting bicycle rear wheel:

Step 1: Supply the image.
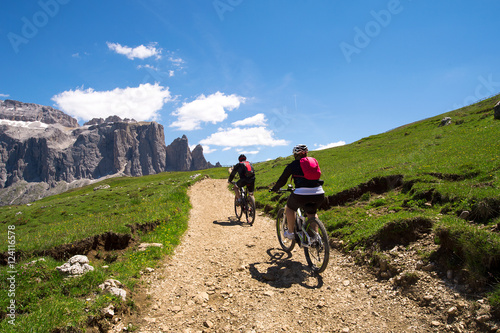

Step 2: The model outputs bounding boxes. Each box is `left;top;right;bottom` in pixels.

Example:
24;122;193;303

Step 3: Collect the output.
234;196;243;221
304;218;330;273
245;195;256;225
276;208;295;252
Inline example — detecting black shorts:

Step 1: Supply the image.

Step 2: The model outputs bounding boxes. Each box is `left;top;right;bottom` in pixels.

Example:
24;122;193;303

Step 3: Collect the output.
287;192;325;215
236;179;255;193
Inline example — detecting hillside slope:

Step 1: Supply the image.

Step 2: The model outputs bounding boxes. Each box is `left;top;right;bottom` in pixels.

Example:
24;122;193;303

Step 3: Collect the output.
253;93;500;320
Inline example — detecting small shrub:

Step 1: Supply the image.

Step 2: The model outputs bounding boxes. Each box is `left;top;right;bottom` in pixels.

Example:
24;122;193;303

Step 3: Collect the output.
360;192;371;201
370;198;386;207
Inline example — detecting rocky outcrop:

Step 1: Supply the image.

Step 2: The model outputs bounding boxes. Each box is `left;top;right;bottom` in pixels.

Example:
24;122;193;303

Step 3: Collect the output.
0;100;217;205
166;135;192;171
0;119;167;188
191;144;213;171
84;116;136;126
0;99;78;127
494;100;500;120
165;136;214;172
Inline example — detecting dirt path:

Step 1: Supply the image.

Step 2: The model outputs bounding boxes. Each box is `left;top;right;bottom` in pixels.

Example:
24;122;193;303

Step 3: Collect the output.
127;178;446;332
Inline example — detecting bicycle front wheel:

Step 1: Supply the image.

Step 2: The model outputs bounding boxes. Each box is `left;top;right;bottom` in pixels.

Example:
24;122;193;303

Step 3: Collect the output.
276;208;295;252
245;195;256;225
234;197;243;221
304;218;330;273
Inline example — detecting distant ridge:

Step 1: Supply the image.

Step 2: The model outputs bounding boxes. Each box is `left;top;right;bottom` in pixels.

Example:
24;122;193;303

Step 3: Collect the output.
0;99;217;205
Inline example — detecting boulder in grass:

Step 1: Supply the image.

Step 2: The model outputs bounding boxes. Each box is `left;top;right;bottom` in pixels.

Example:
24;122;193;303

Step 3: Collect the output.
56;255;94;276
439;117;452;127
99;279;127;301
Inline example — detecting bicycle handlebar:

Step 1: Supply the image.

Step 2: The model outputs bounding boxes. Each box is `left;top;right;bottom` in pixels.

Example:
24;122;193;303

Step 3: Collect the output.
271;185;294;193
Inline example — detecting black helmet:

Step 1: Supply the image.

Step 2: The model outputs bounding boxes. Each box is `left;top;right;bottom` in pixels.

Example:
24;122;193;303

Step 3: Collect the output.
238;154;247;162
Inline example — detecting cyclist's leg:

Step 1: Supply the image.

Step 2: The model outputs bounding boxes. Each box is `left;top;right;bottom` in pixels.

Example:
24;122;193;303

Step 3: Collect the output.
285;205;296;232
286;193;303;232
304;194;325;232
246;180;255;199
234;180;244;200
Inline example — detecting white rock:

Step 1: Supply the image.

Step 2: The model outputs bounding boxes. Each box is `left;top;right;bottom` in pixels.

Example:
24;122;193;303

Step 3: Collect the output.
138;243;164;251
108;287;127;301
56;255;93;276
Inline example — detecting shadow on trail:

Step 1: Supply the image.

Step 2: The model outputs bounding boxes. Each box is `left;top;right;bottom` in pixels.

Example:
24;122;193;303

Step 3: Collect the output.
213;216;253;227
248;248;323;289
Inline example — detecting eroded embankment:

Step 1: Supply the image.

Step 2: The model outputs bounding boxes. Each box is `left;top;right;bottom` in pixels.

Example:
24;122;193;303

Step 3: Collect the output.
0;220;163;265
258;174;405;214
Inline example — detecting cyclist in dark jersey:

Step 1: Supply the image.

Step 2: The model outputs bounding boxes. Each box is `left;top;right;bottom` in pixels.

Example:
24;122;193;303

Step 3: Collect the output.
228;154;255;204
271;145;324;239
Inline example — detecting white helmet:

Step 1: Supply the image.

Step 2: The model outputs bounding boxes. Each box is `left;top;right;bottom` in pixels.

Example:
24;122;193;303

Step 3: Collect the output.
292;144;308;155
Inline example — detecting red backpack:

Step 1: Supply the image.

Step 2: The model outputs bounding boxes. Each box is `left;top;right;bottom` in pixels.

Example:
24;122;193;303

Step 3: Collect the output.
240;161;255;177
299;157;321;180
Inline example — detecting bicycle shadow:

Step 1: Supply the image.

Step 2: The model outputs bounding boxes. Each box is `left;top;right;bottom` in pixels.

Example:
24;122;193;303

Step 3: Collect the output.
248;248;323;289
212;216;252;227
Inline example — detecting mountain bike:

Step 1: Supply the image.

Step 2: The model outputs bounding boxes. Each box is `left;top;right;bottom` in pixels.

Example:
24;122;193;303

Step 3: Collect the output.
231;182;256;225
275;185;330;273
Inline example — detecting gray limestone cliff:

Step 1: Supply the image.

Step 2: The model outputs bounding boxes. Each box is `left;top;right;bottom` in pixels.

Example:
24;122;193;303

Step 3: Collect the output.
0;100;216;205
0;99;78;127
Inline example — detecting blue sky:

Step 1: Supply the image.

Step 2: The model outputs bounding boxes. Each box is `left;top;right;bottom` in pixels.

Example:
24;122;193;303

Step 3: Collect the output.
1;1;499;166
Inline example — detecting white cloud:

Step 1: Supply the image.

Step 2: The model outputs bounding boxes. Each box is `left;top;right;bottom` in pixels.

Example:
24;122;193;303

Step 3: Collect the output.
107;42;161;60
168;55;184;68
201;145;217;154
237;149;259;155
232;113;267;127
0;93;9;98
200;127;288;147
137;64;158;71
170;92;246;131
52;83;172;121
314;141;346;150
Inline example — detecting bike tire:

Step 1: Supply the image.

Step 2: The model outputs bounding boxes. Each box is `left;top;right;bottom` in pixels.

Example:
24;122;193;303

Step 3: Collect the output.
245;195;256;225
304;218;330;274
234;196;243;221
276;207;295;252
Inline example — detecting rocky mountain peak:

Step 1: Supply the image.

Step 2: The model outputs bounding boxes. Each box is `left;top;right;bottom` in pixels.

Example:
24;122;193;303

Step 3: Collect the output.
0;100;218;205
0;99;79;128
84;115;137;126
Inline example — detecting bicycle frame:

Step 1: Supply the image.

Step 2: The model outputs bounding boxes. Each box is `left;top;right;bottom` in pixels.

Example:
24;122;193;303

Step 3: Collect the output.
231;181;255;225
275;185;330;273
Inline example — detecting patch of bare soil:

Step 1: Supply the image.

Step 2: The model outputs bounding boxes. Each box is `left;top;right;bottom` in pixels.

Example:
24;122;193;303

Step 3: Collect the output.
110;178;498;333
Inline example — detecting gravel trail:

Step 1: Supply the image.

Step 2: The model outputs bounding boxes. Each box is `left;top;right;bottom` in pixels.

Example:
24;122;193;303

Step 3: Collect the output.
130;178;444;332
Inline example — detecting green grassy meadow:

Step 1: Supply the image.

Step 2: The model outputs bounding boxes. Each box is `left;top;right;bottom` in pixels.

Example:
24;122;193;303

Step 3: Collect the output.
0;94;499;331
0;168;228;332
